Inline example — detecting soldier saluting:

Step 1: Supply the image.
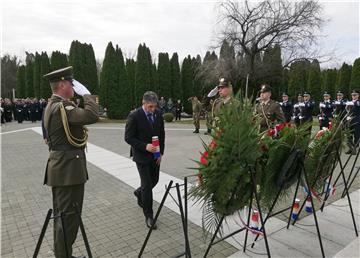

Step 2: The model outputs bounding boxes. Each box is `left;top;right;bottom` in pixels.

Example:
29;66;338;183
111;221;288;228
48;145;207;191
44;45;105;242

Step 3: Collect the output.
43;66;99;258
210;77;236;127
255;84;285;132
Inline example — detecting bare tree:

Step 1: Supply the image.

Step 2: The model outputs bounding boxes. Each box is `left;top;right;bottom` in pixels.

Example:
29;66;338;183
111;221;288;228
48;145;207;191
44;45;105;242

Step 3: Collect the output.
206;0;330;93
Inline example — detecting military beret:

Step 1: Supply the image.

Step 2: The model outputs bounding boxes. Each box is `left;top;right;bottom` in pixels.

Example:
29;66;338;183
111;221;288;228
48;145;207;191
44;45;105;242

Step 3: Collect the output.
351;89;359;95
217;77;231;88
303;91;311;96
260;84;271;93
336;91;344;95
43;66;74;83
323;91;330;96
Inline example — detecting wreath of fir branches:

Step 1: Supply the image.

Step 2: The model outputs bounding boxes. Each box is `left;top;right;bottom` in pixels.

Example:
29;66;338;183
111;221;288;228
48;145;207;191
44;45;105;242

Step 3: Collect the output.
304;119;345;192
190;97;345;236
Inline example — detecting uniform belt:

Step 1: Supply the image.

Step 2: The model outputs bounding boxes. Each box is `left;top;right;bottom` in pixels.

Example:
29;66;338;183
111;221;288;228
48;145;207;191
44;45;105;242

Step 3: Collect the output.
50;144;83;151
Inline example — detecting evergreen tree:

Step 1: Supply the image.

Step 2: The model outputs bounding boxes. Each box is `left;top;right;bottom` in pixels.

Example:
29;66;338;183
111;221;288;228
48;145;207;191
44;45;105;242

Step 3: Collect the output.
33;52;41;98
262;44;283;99
281;68;290;96
40;52;51;99
69;40;85;82
126;58;136;109
25;53;35;97
170;53;182;102
202;51;219;94
135;43;152;104
336;62;352;96
106;46;129;119
181;55;194;113
16;65;26;98
150;63;159;95
322;69;338;96
50;51;68;71
192;55;202;97
69;40;98;94
84;44;99;94
100;42;117;108
288;60;311;97
157;52;171;98
219;40;235;60
350;57;360;91
307;59;322;102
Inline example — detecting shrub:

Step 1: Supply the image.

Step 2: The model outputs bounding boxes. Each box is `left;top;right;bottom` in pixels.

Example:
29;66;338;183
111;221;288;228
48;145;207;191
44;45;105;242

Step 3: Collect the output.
163;112;174;122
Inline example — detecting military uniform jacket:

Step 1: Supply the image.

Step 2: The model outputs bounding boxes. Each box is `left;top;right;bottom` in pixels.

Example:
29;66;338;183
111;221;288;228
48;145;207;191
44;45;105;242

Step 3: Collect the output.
255;99;285;129
348;99;360;124
299;101;315;122
319;101;334;119
211;96;236;126
279;101;293;122
333;99;346;119
43;94;99;187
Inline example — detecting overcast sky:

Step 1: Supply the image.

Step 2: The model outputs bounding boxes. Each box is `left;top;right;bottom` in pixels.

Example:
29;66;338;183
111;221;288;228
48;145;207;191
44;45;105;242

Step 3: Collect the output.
1;0;359;68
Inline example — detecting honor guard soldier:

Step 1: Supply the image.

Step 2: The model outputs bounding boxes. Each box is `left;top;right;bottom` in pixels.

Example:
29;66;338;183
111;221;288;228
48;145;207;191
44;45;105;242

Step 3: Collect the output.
255;84;285;132
43;66;99;258
299;92;315;132
333;91;347;121
318;91;334;129
292;93;303;127
210;78;236;127
279;92;293;123
345;90;360;154
15;100;24;123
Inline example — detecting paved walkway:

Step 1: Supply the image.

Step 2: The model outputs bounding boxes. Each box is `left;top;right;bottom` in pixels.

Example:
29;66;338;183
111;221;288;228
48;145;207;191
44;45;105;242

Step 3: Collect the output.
1;122;359;257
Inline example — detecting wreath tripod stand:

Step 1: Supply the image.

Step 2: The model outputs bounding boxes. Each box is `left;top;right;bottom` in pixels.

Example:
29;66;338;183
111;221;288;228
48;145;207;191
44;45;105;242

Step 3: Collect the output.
33;202;92;258
203;166;271;258
138;179;191;258
286;145;358;257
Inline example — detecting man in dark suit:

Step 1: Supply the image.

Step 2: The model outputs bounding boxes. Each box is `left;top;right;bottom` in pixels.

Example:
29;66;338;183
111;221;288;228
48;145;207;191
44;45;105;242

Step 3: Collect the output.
125;91;165;229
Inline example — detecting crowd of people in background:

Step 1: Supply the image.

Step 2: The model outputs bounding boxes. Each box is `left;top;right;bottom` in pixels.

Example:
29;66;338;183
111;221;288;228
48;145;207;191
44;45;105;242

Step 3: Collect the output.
2;87;359;155
158;97;184;121
0;97;47;124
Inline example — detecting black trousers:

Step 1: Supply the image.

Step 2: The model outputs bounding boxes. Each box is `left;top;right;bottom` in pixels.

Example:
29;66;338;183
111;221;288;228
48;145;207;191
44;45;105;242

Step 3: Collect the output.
175;111;181;121
349;121;360;149
135;160;160;218
52;184;84;258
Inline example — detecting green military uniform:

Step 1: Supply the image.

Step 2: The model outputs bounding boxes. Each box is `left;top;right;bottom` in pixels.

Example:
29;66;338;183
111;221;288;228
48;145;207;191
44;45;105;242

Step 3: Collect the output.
204;98;213;134
255;84;285;131
212;96;236;127
43;67;99;258
190;97;202;133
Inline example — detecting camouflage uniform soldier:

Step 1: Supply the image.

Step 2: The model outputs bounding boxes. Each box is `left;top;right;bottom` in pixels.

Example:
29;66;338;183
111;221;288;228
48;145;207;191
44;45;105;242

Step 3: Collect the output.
255;84;285;132
188;96;202;133
43;66;99;258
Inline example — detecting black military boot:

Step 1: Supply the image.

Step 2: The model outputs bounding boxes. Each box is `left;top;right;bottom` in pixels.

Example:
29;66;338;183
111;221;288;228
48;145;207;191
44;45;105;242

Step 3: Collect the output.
193;129;199;133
